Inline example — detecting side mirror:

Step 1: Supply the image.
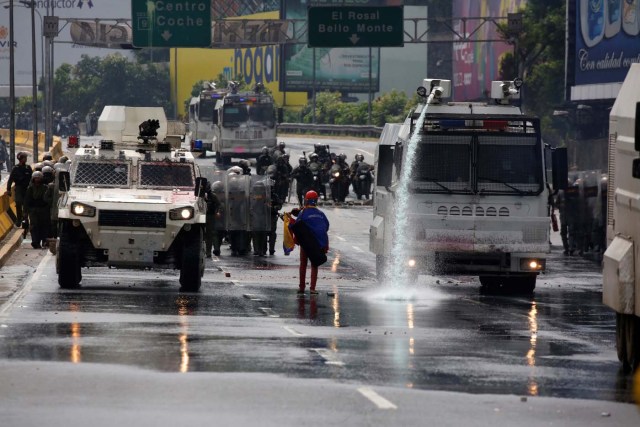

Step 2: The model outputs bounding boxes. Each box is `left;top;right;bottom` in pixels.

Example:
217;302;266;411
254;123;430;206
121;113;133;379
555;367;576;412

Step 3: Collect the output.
377;145;394;187
277;108;284;124
551;147;568;190
212;110;219;125
195;177;207;198
635;102;640;152
58;171;71;192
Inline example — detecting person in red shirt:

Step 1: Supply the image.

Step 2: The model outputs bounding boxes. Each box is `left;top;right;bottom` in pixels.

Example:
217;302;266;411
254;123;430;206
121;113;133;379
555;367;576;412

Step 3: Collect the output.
289;190;330;295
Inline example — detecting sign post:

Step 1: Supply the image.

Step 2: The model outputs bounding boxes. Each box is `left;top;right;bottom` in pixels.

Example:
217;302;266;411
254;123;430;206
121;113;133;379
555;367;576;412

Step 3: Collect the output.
131;0;211;48
307;6;404;48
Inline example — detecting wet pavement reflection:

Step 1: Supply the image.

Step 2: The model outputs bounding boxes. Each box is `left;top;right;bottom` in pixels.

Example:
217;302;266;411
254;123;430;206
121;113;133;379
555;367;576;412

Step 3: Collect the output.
0;247;634;404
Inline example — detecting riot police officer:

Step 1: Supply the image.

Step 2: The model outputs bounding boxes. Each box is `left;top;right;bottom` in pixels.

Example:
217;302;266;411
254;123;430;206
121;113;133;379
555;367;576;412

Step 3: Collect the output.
291;156;314;206
204;182;222;258
24;171;50;249
7;152;33;226
256;146;273;176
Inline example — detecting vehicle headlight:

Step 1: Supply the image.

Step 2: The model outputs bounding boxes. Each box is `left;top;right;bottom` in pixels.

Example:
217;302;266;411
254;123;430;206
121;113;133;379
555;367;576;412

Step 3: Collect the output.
70;202;96;217
520;258;545;271
169;206;194;220
407;259;417;268
333;172;340;178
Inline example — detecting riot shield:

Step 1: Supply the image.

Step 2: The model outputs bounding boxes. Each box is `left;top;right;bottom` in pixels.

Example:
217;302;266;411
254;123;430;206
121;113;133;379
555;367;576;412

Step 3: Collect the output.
225;173;250;231
250;176;272;232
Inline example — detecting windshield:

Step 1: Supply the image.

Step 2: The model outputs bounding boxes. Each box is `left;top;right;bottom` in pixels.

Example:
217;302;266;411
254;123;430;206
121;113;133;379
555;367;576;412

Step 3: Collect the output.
411;133;542;195
222;105;249;126
249;104;275;126
477;135;542;194
197;98;215;122
139;162;195;189
72;161;130;188
413;135;472;193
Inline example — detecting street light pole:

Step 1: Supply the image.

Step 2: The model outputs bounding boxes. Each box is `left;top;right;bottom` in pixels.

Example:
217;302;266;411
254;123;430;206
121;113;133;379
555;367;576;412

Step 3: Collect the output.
8;0;16;165
27;0;38;160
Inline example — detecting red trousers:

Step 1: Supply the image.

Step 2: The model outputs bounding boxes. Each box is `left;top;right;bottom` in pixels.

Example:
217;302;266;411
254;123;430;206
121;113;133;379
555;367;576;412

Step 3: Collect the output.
299;247;318;291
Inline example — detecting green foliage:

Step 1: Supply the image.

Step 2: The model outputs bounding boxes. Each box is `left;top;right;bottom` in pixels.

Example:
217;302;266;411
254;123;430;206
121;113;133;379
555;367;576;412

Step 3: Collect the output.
52;53;172;118
497;0;566;146
297;90;411;126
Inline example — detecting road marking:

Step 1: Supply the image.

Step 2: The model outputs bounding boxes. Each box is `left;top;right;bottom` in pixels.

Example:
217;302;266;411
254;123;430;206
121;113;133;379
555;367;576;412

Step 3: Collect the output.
352;246;363;252
258;307;279;318
243;293;264;302
356;148;374;157
283;326;306;337
334;235;346;242
357;387;398;410
312;348;345;366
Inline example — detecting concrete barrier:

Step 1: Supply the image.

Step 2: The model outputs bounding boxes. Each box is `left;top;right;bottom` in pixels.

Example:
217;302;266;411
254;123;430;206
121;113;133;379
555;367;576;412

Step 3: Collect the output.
0;129;65;264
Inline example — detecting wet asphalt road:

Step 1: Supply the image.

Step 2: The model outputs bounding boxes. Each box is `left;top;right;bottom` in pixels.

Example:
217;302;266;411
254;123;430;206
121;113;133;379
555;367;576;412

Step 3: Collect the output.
0;204;636;408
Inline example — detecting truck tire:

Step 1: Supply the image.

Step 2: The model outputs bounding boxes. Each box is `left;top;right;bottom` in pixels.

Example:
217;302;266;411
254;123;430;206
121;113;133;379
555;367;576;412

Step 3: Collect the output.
626;314;640;371
57;222;82;289
376;255;388;282
517;275;536;294
180;227;204;292
479;275;535;295
616;313;630;371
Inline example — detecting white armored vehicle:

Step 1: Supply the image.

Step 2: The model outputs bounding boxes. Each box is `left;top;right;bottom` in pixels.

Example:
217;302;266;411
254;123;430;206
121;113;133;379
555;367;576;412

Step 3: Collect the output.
56;106;208;291
370;78;567;293
603;63;640;370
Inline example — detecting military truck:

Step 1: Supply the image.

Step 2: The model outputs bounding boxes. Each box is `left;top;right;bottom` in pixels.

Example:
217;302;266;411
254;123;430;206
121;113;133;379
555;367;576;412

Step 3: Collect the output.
56;106;208;291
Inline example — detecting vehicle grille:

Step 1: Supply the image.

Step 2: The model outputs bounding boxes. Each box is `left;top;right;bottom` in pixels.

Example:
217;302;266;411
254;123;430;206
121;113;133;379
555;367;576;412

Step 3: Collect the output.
98;210;166;228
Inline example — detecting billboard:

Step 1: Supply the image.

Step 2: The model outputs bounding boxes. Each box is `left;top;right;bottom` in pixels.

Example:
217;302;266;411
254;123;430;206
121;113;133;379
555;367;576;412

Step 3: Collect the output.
281;0;388;93
574;0;640;86
452;0;525;101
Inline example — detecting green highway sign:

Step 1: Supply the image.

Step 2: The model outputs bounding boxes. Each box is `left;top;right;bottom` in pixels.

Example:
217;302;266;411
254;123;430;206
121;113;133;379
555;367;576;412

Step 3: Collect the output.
131;0;211;48
308;6;404;48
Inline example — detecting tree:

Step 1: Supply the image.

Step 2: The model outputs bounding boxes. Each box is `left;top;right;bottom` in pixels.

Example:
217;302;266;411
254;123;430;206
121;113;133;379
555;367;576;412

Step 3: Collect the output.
52;54;172;118
497;0;566;145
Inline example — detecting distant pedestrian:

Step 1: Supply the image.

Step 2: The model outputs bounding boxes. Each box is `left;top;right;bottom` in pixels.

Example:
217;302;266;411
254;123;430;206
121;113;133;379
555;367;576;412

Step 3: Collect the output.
0;135;8;172
289;190;329;295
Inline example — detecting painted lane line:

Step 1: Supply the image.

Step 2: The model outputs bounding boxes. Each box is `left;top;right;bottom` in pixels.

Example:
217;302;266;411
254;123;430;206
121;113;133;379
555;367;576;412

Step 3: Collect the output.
312;348;345;366
356;148;374;157
283;326;306;337
334;235;346;242
357;387;398;410
258;307;280;318
352;246;363;252
243;293;264;302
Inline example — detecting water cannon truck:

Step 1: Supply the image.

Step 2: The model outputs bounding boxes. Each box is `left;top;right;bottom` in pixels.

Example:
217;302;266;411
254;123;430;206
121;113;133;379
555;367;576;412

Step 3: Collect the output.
370;77;567;294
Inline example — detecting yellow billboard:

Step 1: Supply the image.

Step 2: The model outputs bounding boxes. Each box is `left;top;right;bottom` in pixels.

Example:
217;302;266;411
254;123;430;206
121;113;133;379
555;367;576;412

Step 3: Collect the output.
170;11;307;116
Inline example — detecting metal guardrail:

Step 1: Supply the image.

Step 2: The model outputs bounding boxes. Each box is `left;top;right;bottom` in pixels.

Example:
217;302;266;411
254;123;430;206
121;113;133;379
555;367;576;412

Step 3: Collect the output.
277;123;383;139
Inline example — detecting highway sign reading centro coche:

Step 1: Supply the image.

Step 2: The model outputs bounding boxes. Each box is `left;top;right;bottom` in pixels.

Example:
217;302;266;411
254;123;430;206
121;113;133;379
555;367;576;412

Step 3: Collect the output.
308;6;403;48
131;0;211;48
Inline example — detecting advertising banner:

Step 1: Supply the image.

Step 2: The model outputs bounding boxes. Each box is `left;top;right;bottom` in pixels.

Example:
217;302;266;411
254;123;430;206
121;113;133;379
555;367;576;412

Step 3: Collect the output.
452;0;525;101
574;0;640;85
281;0;391;93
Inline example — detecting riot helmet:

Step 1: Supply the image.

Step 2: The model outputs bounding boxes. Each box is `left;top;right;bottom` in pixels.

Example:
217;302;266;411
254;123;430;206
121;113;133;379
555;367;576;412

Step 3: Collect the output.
212;180;224;192
298;156;307;166
42;152;53;161
31;171;44;181
261;146;269;155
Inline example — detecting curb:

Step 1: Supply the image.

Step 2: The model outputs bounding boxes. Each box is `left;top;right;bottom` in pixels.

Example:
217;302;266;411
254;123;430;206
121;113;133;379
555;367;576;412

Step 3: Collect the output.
0;229;23;267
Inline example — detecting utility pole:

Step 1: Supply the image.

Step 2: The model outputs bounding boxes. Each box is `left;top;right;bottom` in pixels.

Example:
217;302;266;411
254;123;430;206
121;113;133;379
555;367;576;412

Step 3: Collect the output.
9;0;16;165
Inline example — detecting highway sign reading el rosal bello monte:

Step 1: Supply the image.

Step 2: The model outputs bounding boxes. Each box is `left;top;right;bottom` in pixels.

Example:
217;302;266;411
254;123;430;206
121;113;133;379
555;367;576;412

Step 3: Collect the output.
308;6;403;48
131;0;211;48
